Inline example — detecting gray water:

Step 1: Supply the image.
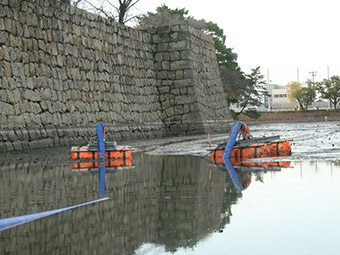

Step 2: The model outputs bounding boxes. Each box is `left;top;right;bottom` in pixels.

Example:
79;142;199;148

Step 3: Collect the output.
1;122;340;255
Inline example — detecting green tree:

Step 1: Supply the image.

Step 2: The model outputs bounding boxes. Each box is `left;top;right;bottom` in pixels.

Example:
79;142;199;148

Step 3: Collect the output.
237;66;268;114
301;80;316;110
317;76;340;111
287;81;316;110
220;66;249;106
287;81;304;110
203;21;239;71
137;4;206;30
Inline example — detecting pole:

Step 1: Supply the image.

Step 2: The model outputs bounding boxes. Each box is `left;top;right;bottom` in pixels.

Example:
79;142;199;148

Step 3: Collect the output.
327;66;329;79
267;68;270;111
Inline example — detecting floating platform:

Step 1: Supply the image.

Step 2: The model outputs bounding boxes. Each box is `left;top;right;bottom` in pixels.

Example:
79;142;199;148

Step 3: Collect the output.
71;141;133;161
210;136;291;165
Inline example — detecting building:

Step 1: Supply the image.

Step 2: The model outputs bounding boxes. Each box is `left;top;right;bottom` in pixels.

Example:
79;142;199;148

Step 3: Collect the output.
270;84;297;110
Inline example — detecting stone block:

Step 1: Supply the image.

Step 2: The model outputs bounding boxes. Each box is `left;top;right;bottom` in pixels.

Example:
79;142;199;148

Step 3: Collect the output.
0;101;14;115
170;60;191;71
168;40;187;51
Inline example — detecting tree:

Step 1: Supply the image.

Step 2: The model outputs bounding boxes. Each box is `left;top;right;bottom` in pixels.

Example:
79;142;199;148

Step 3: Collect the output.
237;66;268;114
203;21;240;71
317;75;340;111
72;0;140;24
220;66;249;106
287;81;304;110
300;80;316;110
287;81;316;110
137;5;208;30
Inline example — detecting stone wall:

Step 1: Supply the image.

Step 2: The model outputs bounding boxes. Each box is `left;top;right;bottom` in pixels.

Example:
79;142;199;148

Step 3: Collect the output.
150;25;231;136
0;0;232;152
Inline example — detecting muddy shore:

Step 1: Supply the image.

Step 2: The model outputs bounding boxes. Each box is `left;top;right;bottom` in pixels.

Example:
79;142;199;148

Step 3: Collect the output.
238;111;340;124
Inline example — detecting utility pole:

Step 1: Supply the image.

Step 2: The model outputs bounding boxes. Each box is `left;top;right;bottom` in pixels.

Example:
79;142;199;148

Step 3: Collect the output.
309;71;317;83
327;66;329;79
297;67;299;82
267;68;271;111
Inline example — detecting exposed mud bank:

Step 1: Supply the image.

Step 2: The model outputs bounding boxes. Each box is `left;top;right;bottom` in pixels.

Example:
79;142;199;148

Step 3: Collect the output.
2;121;340;163
238;111;340;124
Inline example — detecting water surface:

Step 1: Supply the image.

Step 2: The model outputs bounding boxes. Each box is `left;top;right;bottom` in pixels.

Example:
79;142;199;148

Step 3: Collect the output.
1;122;340;254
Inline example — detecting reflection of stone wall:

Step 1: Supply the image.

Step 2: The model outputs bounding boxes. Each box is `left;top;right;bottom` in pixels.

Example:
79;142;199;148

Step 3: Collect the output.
155;156;224;252
0;152;228;254
0;0;232;152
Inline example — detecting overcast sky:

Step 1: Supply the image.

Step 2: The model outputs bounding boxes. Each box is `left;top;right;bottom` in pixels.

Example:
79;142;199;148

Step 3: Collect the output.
133;0;340;85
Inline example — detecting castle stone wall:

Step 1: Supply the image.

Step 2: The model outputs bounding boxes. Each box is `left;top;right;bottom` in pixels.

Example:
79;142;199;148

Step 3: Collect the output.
0;0;232;152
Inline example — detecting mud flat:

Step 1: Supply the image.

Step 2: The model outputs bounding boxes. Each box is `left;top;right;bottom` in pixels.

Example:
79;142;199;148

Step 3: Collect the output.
135;121;340;162
238;111;340;123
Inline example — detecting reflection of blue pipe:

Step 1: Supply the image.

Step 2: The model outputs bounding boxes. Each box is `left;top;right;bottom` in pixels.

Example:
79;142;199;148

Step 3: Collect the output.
222;121;242;162
0;197;111;232
99;162;107;195
222;121;243;192
224;158;243;192
96;122;105;160
96;123;107;195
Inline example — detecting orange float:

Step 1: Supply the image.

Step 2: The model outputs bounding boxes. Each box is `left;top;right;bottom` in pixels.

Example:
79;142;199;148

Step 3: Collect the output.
210;143;271;165
71;145;133;160
71;158;132;169
210;139;291;165
267;140;291;157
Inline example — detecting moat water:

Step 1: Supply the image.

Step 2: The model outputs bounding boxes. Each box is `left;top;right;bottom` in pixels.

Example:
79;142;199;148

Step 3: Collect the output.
1;122;340;254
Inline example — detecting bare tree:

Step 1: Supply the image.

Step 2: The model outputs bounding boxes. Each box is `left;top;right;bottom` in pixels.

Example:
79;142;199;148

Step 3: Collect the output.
72;0;140;24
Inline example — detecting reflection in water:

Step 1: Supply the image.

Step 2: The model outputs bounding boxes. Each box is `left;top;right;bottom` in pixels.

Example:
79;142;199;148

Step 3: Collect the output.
0;151;233;254
219;156;291;192
0;197;111;232
98;161;107;195
1;149;339;255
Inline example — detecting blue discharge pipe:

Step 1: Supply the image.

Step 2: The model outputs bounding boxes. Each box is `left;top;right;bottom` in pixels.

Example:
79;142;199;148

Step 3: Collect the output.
0;197;111;232
222;121;242;162
221;121;243;192
96;122;105;160
98;162;107;195
224;158;244;192
96;122;107;195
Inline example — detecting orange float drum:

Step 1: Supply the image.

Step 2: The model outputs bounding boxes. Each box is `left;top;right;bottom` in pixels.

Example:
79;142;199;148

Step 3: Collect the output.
210;143;270;165
268;140;291;157
71;145;132;160
231;144;270;160
72;158;132;169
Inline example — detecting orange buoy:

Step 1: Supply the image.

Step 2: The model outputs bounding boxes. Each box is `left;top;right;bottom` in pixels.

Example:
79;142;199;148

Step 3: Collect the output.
71;145;133;160
71;158;132;169
210;143;270;165
230;157;270;168
267;140;291;157
268;161;291;168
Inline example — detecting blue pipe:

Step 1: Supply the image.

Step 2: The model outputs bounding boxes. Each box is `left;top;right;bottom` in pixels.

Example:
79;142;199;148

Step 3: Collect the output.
98;162;107;195
96;122;105;160
222;121;242;163
224;158;244;192
96;123;107;195
0;197;111;232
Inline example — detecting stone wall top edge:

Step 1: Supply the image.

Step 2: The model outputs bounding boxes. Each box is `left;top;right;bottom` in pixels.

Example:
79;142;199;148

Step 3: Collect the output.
4;0;151;41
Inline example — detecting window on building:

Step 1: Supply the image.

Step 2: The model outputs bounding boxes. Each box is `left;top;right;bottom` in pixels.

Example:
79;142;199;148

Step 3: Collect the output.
274;94;287;98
